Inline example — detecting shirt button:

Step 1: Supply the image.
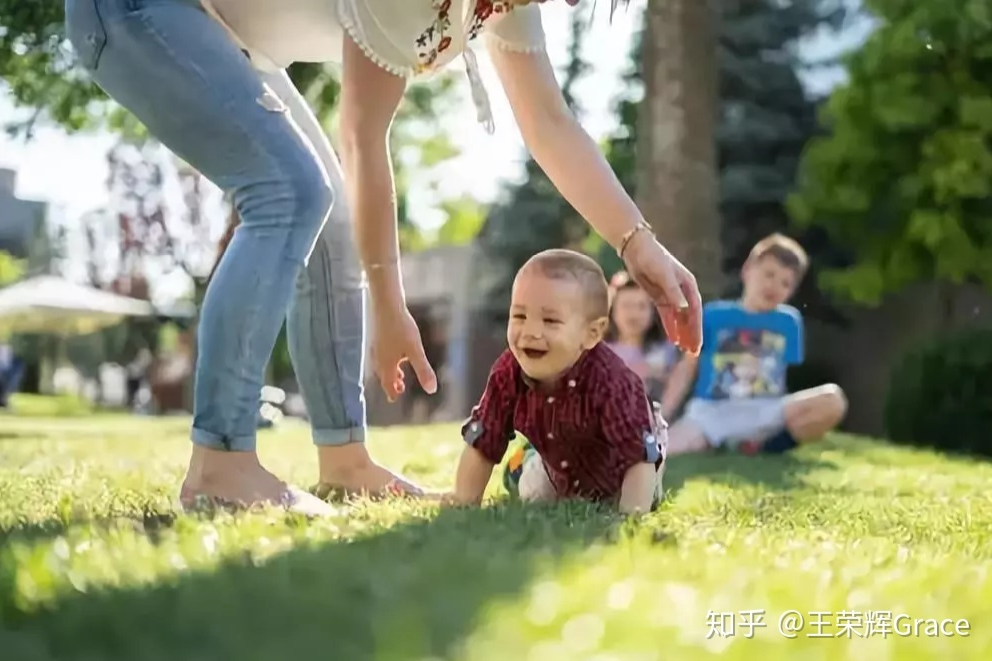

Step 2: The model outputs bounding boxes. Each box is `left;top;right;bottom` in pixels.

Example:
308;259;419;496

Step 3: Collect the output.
573;480;580;487
546;396;555;404
560;460;568;469
547;432;554;439
568;379;576;388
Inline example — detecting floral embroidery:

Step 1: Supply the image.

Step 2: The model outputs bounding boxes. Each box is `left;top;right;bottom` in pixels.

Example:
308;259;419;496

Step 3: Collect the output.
415;0;512;73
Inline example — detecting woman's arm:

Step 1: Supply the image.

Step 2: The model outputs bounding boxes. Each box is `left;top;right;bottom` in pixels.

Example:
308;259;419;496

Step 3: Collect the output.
339;35;407;308
487;45;645;251
339;36;437;398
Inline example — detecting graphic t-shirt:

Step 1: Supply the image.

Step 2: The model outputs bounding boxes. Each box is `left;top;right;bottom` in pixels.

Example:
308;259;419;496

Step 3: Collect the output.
692;301;803;401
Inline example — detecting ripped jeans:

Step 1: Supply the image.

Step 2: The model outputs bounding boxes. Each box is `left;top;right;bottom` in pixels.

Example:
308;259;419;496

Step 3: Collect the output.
65;0;367;450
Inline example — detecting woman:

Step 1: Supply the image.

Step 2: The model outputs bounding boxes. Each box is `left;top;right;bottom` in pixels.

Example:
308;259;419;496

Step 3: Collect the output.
606;271;681;401
64;0;702;516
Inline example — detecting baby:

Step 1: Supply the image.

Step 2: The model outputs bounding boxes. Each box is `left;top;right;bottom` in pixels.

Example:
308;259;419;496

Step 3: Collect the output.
447;249;667;514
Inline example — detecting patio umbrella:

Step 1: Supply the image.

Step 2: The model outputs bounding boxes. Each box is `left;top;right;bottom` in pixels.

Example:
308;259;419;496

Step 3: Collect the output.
0;275;155;336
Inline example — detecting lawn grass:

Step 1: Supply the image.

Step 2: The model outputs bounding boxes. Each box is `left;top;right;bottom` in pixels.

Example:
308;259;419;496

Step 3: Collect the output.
0;414;989;660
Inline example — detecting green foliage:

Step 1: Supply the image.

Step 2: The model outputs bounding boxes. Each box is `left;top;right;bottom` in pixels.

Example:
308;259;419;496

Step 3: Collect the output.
789;0;992;305
0;250;25;286
0;4;341;136
718;0;849;322
434;196;485;246
884;328;992;457
0;2;102;135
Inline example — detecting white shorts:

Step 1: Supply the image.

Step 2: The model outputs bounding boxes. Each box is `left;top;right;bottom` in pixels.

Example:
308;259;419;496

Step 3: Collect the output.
683;397;786;448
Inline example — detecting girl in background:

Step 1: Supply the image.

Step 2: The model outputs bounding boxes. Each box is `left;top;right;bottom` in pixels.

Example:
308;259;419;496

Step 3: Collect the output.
606;271;682;402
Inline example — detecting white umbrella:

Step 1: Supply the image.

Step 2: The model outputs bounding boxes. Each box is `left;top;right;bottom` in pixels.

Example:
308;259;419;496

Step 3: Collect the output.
0;275;155;336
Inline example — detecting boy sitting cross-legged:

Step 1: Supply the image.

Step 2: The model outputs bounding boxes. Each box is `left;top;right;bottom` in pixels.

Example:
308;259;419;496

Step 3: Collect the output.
660;233;848;456
445;249;668;514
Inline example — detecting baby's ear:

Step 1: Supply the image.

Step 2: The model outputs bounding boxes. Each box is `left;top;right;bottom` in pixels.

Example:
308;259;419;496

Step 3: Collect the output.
585;316;609;348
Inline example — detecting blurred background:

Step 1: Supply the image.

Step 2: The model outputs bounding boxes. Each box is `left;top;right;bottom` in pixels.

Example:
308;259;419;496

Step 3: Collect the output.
2;0;990;455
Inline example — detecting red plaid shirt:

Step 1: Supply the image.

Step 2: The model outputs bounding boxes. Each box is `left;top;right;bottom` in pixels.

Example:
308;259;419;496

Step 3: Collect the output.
462;343;667;502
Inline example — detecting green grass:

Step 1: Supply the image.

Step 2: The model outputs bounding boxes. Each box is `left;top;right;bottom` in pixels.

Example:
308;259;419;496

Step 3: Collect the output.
2;393;98;418
1;414;990;660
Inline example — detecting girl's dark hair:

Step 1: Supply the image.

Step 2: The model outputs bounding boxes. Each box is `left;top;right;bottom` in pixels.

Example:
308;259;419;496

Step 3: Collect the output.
604;270;665;345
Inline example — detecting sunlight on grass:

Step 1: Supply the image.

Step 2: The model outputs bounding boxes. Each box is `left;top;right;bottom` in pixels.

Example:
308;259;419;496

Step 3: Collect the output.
1;415;989;660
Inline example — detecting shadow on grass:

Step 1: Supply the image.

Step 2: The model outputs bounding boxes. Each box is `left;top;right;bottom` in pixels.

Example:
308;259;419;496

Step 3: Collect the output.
663;442;839;497
1;501;625;661
0;510;180;548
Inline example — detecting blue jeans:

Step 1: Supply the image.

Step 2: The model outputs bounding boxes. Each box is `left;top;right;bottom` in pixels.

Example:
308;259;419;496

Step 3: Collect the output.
64;0;367;450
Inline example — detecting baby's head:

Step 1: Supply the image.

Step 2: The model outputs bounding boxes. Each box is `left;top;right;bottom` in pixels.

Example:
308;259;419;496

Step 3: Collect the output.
741;233;808;312
508;249;609;384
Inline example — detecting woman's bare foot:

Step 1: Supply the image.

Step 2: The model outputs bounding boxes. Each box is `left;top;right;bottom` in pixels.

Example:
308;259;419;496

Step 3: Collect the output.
179;444;335;517
314;443;432;501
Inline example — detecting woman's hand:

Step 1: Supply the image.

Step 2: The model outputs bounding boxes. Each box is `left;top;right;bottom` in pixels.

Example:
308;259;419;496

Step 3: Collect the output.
370;302;437;402
623;232;703;356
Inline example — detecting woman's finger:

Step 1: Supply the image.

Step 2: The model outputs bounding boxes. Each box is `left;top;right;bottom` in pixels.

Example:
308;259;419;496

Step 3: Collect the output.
381;374;398;402
659;309;682;349
680;276;704;355
407;337;438;394
658;264;689;311
377;356;400;402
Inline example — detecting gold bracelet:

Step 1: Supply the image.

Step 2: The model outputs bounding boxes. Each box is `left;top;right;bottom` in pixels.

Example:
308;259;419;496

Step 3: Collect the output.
616;221;653;259
365;258;400;272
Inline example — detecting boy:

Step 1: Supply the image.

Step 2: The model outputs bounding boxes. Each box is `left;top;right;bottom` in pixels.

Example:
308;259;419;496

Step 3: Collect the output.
447;249;667;514
661;233;847;455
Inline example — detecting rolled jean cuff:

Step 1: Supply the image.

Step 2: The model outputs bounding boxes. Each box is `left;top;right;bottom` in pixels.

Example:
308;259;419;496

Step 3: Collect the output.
313;425;366;446
191;426;256;452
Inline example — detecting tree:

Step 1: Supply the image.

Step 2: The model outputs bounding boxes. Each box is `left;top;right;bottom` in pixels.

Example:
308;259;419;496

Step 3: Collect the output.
717;0;848;322
788;0;992;307
475;6;592;311
637;0;723;299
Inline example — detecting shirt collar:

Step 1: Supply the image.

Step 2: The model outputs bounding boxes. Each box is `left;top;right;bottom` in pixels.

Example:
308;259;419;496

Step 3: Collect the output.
518;347;595;393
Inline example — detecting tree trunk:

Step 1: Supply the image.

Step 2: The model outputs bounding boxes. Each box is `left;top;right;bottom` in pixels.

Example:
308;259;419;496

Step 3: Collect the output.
636;0;724;299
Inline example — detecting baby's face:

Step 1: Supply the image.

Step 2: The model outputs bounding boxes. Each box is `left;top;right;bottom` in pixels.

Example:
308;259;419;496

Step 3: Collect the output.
507;270;604;383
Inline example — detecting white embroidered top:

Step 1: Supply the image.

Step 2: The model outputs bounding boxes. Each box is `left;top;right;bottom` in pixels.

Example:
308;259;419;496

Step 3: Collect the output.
201;0;547;133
